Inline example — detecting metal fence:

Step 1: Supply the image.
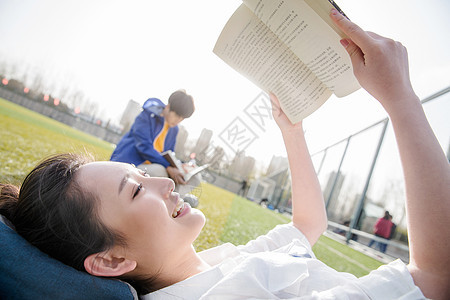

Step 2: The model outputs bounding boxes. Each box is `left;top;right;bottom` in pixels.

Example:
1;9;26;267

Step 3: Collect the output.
308;86;450;260
0;87;123;144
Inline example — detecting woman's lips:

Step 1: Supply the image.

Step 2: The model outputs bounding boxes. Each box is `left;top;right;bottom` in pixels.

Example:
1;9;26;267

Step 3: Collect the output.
176;202;191;218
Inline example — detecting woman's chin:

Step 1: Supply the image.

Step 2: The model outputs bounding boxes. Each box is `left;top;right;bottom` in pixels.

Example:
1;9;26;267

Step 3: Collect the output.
180;207;205;230
186;207;204;220
193;209;206;226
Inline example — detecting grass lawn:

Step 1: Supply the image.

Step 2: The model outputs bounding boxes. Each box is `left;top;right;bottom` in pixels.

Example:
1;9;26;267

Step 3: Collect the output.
1;97;383;277
314;235;383;277
195;183;383;277
0;97;114;184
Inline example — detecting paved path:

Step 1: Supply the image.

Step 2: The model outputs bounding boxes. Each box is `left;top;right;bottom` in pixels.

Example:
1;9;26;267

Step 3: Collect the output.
324;231;409;264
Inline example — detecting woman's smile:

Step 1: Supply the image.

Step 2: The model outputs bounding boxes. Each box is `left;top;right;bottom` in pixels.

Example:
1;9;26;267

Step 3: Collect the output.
77;161;206;259
173;200;191;218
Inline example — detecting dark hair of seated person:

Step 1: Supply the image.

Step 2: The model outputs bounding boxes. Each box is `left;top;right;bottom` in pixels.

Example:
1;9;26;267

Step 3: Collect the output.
168;89;195;118
0;153;157;294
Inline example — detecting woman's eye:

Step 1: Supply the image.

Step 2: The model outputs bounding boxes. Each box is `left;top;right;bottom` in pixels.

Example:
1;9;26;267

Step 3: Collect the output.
133;183;143;199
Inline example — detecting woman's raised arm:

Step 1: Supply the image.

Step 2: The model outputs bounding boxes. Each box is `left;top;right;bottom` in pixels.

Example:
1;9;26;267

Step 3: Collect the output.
270;94;327;246
331;9;450;299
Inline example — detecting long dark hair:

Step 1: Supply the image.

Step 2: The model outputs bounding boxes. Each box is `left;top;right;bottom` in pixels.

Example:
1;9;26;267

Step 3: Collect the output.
0;153;161;294
0;153;123;270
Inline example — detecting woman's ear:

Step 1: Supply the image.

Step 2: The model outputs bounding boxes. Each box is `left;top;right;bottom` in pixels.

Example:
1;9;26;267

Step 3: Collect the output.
84;251;137;277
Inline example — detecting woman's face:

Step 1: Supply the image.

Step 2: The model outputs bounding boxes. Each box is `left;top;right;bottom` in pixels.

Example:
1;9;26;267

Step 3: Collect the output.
76;161;205;270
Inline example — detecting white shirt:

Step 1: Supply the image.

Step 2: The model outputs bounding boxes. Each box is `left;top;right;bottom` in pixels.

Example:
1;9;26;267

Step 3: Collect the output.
143;223;425;299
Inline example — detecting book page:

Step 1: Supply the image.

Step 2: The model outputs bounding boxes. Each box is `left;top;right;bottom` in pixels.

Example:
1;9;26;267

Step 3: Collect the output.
162;150;183;170
243;0;360;97
214;4;331;123
184;164;209;182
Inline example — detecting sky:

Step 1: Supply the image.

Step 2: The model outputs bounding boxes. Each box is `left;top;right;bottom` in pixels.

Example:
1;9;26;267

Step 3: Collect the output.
0;0;449;168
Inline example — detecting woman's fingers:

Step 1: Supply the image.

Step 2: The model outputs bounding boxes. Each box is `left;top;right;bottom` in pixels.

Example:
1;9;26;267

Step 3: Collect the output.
269;92;281;117
330;9;371;49
330;9;368;74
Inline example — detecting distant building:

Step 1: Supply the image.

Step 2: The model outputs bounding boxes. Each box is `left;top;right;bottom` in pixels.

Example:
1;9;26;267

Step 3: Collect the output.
247;177;276;203
203;146;225;169
266;155;288;175
228;150;244;178
193;128;213;158
228;150;255;180
240;156;256;179
120;99;141;133
246;166;290;207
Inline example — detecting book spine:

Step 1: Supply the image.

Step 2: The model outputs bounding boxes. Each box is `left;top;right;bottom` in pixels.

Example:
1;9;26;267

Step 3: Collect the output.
328;0;349;19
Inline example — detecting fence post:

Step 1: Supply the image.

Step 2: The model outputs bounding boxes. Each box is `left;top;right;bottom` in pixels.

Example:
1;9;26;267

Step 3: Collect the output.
326;136;352;210
346;118;389;243
316;147;328;176
274;170;290;209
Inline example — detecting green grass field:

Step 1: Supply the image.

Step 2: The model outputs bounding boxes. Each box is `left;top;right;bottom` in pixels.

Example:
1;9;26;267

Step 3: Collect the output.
0;97;114;184
0;97;383;277
194;184;383;277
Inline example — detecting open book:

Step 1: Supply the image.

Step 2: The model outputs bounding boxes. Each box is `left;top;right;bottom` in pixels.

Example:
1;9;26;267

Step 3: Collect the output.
213;0;360;124
162;150;209;182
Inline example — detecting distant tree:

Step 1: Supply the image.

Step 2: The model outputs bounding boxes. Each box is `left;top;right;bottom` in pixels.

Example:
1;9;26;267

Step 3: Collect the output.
57;85;71;105
6;61;19;79
5;79;25;94
30;72;45;94
69;90;86;113
0;59;7;75
85;98;99;119
18;64;32;89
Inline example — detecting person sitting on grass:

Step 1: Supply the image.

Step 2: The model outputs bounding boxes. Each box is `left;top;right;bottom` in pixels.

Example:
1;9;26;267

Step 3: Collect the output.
111;89;199;199
0;9;449;299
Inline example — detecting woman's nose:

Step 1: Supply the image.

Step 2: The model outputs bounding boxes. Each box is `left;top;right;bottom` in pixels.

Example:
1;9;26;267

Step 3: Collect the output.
150;177;175;197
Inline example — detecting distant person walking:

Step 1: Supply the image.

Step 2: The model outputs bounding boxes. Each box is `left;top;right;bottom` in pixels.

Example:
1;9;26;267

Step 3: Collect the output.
368;211;394;253
238;179;247;196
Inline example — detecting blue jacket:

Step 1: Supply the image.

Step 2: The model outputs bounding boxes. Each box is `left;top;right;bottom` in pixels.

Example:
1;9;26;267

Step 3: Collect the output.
110;98;178;168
